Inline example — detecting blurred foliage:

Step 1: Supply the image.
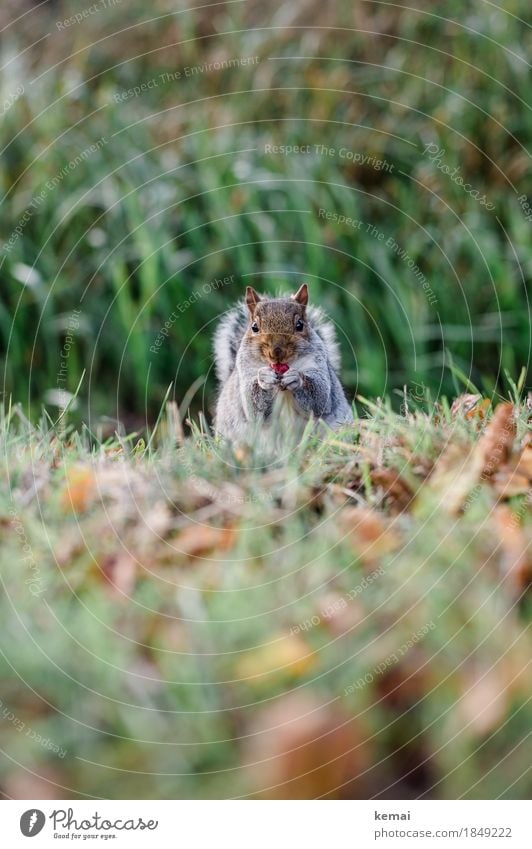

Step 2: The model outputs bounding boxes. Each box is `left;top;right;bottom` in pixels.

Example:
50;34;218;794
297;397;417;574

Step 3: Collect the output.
0;0;530;420
0;395;531;799
1;1;531;804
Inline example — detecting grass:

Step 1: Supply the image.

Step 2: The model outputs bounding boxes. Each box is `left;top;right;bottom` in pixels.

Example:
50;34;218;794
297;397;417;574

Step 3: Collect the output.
0;393;530;799
0;0;531;420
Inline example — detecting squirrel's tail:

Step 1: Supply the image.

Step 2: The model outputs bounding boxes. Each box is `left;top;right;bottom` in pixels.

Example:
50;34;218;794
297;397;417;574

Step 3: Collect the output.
213;303;249;384
307;305;342;372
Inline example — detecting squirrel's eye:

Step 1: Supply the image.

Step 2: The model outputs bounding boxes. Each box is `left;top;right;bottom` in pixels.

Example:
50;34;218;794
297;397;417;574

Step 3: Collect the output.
295;318;304;331
251;321;259;333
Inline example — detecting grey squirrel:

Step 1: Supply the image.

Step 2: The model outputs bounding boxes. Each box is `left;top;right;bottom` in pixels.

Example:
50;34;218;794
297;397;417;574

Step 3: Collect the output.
213;284;353;443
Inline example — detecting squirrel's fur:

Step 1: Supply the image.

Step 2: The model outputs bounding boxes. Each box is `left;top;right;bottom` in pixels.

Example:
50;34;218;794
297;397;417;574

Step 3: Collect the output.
213;284;353;444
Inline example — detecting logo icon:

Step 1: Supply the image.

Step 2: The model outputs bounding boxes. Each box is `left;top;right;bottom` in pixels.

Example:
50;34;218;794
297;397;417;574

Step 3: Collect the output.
20;810;46;837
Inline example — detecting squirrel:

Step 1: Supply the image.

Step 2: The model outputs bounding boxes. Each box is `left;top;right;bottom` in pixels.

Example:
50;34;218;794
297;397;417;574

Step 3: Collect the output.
213;283;353;443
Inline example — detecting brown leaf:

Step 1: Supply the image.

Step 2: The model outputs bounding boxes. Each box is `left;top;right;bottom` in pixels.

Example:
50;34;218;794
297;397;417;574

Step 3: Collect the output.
478;402;516;477
236;633;315;685
101;551;137;597
319;592;365;637
60;465;96;514
491;468;531;498
374;649;433;710
493;505;531;593
516;445;532;480
371;468;413;512
418;442;483;516
173;523;236;558
243;693;369;799
451;394;490;420
340;506;400;563
4;766;64;799
418;403;517;515
148;619;188;653
456;665;509;737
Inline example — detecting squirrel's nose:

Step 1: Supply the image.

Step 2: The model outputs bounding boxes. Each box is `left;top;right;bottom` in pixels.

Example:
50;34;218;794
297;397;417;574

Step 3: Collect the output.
272;345;284;360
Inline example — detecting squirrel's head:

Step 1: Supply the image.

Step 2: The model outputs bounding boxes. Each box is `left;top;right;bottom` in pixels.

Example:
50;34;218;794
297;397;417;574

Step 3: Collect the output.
244;284;309;366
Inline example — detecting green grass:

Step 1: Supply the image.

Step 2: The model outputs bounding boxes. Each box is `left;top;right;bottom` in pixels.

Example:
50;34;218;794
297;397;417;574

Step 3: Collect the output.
0;396;530;799
0;0;530;420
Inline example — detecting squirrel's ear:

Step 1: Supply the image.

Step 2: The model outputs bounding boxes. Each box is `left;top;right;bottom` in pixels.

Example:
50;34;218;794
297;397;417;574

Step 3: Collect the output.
292;283;309;306
245;286;261;314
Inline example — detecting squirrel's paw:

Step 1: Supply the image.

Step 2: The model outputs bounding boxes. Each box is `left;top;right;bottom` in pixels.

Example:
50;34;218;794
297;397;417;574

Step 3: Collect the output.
257;367;279;390
280;368;303;391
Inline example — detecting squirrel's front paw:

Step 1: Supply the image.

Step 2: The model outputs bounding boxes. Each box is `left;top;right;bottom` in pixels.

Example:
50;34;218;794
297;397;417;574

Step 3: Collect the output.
257;367;280;390
279;368;303;391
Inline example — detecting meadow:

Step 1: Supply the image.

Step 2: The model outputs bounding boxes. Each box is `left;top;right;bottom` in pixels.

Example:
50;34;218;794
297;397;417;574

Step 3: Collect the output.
1;0;530;419
1;394;531;799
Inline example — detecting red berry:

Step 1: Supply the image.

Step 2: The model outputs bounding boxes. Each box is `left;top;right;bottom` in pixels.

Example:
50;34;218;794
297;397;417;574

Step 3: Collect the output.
271;362;289;375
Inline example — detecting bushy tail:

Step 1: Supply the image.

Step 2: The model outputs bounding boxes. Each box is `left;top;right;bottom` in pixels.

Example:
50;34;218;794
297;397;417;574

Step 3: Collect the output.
307;304;341;372
213;298;342;383
213;303;249;384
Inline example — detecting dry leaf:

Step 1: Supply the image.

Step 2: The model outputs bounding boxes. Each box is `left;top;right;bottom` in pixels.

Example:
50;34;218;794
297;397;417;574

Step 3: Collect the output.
4;766;64;799
101;551;137;597
319;592;365;637
54;527;85;567
419;403;517;515
374;649;432;709
60;465;96;513
491;468;531;498
456;666;509;737
478;402;516;477
142;502;173;538
516;445;532;480
371;468;413;512
148;619;188;653
451;394;490;420
243;693;368;799
340;506;400;563
493;505;531;593
236;633;315;684
418;441;482;516
173;523;236;558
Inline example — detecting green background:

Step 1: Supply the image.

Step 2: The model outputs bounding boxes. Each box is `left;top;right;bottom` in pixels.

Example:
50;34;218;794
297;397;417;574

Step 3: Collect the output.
1;0;530;419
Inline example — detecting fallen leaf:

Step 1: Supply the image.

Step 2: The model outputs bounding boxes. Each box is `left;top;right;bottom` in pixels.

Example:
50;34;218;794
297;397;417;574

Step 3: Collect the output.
370;468;413;512
417;403;517;515
60;465;96;514
491;468;530;498
319;592;365;637
101;551;137;597
374;649;432;710
451;394;490;421
493;505;531;593
243;692;369;799
236;633;315;684
456;665;509;737
148;619;188;652
340;506;401;563
4;766;64;799
142;501;173;538
516;445;532;480
173;523;236;558
478;402;516;477
414;441;478;517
